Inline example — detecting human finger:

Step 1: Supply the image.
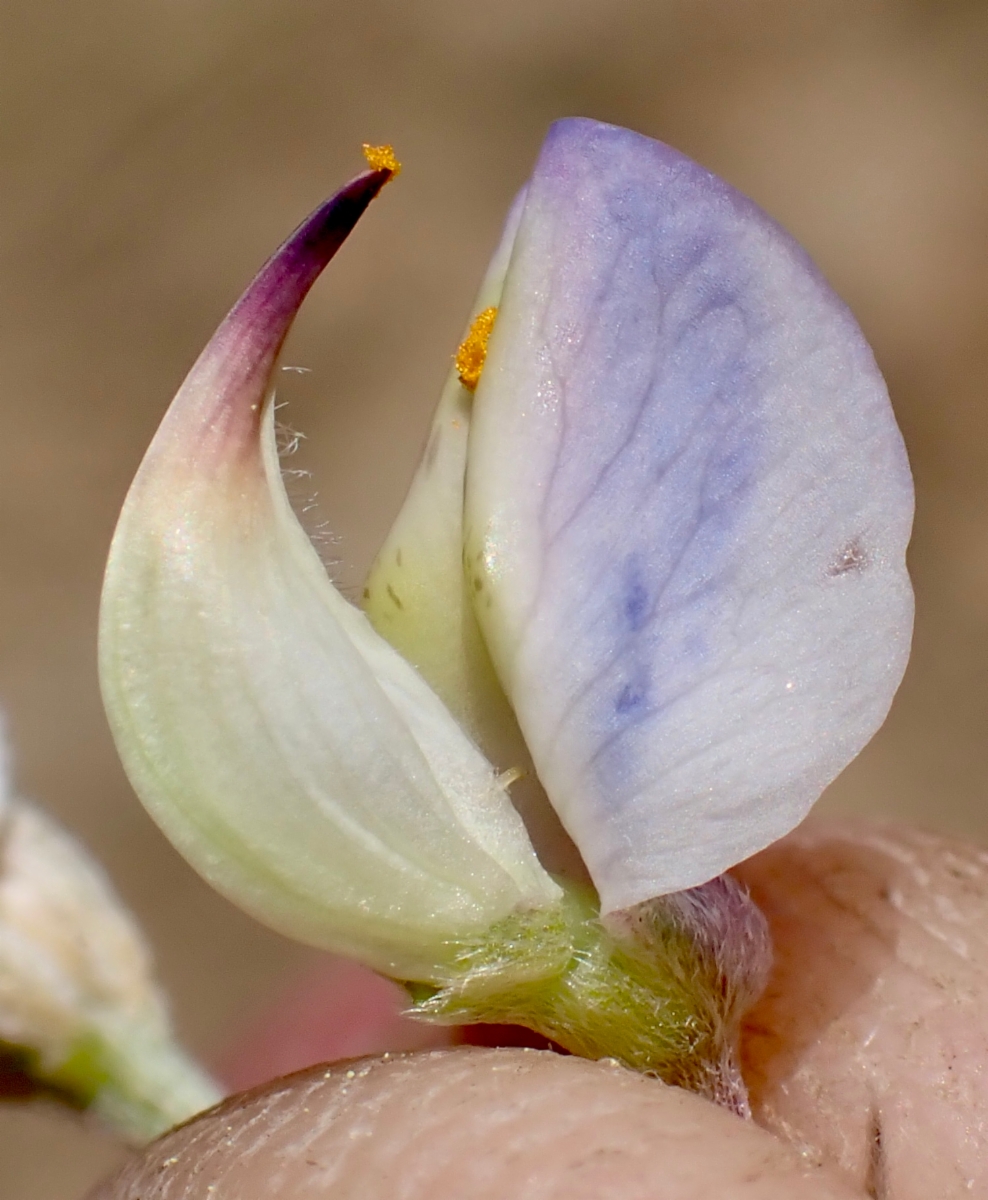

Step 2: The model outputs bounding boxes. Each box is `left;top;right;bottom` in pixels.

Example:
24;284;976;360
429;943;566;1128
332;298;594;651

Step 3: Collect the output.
91;1047;864;1200
738;819;988;1199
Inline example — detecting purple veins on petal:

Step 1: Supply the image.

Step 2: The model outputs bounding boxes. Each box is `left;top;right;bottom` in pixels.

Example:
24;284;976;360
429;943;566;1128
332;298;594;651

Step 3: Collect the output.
466;118;914;914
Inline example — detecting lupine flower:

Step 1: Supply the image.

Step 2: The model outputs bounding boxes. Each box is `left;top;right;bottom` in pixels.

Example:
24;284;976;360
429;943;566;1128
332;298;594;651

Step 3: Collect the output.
99;120;913;1110
0;720;219;1141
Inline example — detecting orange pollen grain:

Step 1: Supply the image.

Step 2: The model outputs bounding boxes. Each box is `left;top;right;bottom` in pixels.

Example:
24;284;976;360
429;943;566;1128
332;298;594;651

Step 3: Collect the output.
455;306;499;392
362;143;401;178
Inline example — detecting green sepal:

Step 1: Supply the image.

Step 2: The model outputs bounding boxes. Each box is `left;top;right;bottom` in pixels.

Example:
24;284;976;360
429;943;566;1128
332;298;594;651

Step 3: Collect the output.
403;878;770;1114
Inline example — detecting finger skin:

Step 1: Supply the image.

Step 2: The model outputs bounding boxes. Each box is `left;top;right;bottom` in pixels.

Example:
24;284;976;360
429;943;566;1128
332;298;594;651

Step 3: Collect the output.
90;1047;863;1200
737;820;988;1199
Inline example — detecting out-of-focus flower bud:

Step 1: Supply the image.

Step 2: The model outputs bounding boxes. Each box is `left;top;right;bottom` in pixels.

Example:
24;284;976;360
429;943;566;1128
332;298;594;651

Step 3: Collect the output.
0;737;218;1141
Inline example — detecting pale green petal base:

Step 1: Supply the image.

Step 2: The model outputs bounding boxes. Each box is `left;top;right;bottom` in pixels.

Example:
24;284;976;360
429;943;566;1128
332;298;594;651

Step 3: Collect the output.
405;878;771;1115
2;1018;220;1145
89;1019;222;1144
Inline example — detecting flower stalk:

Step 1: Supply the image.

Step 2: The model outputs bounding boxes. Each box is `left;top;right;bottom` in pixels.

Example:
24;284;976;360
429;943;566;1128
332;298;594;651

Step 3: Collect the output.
405;873;770;1115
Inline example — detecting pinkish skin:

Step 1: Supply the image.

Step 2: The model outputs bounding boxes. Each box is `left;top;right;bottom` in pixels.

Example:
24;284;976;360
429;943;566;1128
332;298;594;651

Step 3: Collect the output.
96;1049;866;1200
737;820;988;1200
139;167;392;476
216;959;455;1095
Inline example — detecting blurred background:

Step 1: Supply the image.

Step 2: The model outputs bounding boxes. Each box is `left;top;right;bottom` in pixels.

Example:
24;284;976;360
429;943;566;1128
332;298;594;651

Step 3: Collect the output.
1;0;986;1194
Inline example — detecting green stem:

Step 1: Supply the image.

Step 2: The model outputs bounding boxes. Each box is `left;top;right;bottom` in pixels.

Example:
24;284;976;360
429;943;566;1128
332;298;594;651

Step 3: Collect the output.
405;876;770;1115
87;1017;223;1143
4;1018;221;1144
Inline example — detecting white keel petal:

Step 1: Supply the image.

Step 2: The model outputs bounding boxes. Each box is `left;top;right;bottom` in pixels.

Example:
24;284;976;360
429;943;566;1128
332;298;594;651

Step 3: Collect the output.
100;171;558;982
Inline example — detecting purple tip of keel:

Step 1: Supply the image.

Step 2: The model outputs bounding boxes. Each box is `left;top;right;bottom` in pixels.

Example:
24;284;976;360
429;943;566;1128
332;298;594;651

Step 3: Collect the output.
211;167;394;405
149;166;393;473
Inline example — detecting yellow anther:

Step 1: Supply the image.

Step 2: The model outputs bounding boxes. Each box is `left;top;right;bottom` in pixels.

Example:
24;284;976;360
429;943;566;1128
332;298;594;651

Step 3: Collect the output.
455;306;498;392
362;144;401;178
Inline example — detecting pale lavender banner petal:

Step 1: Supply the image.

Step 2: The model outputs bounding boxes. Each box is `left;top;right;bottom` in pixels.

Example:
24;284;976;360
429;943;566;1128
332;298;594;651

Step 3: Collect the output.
466;118;914;912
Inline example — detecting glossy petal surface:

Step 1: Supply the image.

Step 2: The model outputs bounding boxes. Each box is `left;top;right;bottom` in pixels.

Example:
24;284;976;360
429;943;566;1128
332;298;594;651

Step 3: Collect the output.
466;119;914;912
99;172;558;983
364;192;586;878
